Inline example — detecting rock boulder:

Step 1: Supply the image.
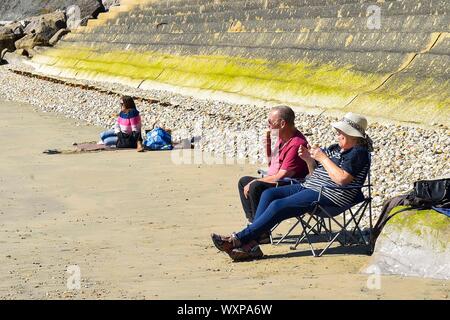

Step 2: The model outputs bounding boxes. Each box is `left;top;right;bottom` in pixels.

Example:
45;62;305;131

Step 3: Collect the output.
365;207;449;280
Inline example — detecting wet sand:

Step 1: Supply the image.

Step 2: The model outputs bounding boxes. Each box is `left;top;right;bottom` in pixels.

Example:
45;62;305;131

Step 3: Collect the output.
0;99;448;299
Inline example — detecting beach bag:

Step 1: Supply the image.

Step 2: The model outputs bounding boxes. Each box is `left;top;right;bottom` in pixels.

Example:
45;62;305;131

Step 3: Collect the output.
410;178;450;208
143;127;173;150
116;131;139;148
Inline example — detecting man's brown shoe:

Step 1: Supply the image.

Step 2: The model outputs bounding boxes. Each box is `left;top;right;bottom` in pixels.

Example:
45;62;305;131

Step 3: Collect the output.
211;233;239;253
228;245;264;262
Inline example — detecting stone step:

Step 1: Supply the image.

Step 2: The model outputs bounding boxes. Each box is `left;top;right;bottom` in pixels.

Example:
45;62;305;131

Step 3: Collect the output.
104;1;449;28
401;52;450;80
63;30;441;58
79;14;450;35
134;0;380;17
56;39;410;74
429;32;450;55
138;0;371;11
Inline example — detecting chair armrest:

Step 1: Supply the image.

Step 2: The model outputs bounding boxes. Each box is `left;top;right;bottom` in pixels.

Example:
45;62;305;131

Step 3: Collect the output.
276;177;303;185
257;169;268;177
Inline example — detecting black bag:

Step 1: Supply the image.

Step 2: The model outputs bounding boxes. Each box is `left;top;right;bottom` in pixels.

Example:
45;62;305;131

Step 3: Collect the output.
116;131;139;148
409;178;450;208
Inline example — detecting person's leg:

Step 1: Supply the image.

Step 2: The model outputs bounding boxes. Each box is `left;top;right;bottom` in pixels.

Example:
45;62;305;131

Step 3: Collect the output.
135;131;144;152
238;176;257;222
103;135;118;146
100;129;116;141
253;183;305;222
247;180;276;222
235;187;325;244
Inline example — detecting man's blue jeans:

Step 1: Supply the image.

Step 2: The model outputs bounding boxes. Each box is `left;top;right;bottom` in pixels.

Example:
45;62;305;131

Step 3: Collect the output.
235;184;334;244
100;129;117;146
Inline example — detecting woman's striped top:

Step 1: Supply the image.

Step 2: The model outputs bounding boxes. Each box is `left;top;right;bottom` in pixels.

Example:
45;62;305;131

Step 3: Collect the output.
302;144;370;207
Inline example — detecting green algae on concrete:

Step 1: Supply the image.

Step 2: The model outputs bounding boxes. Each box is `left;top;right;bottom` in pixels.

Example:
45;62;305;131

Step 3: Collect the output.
388;207;449;238
33;46;386;106
32;44;449;125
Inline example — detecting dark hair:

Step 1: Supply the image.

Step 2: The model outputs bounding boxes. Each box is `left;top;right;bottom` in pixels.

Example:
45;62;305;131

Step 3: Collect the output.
121;95;136;110
357;136;374;152
271;105;295;125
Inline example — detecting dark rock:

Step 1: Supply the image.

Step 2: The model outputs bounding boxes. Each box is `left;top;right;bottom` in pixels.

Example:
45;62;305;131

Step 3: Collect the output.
0;26;17;51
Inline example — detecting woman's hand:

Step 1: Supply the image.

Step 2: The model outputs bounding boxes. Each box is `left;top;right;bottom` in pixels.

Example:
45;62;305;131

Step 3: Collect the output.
309;145;327;162
298;145;313;162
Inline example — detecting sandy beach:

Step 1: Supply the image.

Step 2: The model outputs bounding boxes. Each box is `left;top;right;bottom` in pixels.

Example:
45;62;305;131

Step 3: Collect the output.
0;99;448;300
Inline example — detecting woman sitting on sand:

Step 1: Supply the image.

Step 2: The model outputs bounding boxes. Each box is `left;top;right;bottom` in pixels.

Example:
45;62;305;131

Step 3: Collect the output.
211;113;373;261
99;95;144;152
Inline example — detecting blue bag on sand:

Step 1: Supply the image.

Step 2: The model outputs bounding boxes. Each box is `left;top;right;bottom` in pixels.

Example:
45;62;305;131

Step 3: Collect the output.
143;127;174;150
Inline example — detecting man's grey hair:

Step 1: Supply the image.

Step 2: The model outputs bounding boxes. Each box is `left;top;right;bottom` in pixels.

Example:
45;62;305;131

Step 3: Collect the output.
271;105;295;125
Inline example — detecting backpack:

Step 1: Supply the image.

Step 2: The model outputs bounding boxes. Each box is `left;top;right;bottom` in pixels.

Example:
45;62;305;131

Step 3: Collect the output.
143;127;173;150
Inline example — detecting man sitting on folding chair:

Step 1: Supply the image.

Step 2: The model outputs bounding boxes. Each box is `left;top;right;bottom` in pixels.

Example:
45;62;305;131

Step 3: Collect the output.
238;105;309;226
212;112;373;261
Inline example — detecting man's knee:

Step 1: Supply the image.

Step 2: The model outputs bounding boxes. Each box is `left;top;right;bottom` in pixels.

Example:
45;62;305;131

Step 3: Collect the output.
239;176;254;189
248;180;268;195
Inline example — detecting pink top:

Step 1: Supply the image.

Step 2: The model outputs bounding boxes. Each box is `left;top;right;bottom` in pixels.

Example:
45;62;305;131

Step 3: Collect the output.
114;109;142;135
267;130;309;179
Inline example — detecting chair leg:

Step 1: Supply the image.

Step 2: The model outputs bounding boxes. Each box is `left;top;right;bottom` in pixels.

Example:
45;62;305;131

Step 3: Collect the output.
270;223;280;245
317;232;342;257
290;215;319;251
274;220;299;245
299;218;317;257
346;201;370;245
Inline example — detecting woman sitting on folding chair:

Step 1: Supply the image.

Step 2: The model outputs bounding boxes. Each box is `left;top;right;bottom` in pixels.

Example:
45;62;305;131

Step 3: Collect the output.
211;112;374;261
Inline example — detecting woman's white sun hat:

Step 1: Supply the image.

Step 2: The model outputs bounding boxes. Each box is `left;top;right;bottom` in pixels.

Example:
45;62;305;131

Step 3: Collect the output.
332;112;368;138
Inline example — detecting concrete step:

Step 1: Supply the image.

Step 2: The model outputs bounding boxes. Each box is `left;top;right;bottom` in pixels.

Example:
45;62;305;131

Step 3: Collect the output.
138;0;373;11
401;52;450;80
124;0;449;22
64;30;438;56
56;38;410;74
79;14;450;35
429;32;450;55
134;0;379;17
104;1;449;29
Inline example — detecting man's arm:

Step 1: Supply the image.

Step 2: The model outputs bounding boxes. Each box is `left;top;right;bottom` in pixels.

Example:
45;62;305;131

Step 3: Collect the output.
255;169;294;184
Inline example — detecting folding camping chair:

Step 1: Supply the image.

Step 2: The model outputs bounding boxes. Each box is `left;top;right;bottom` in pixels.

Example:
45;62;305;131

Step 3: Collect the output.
271;156;373;257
